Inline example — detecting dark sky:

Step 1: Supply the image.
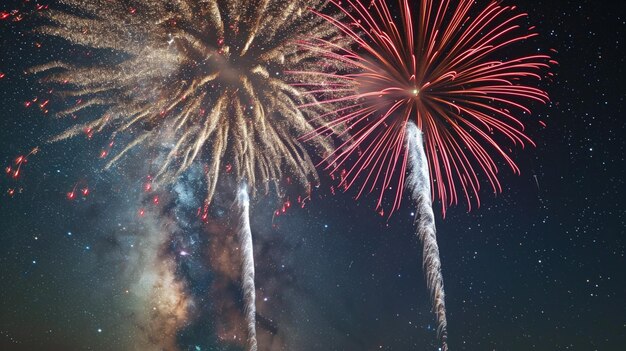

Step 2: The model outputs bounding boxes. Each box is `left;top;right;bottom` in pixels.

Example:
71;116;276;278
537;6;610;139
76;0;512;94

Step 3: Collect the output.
1;1;625;351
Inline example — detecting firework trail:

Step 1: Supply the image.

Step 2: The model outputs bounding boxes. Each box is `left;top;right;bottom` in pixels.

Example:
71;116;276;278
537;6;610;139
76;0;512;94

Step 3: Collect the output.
406;122;447;350
234;183;257;351
300;0;554;348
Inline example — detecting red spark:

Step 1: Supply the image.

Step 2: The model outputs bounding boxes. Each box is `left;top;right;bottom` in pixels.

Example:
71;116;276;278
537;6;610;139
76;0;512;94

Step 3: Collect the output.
302;0;554;215
225;163;232;173
66;179;90;200
99;150;108;158
84;127;93;139
138;208;145;217
153;196;159;205
7;188;15;197
0;72;5;79
198;200;210;222
0;12;9;20
144;182;152;192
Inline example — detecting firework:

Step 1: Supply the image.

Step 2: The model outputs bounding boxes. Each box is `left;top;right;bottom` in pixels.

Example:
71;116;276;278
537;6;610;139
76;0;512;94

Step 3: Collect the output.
302;0;553;214
30;1;347;350
31;0;344;202
301;0;553;349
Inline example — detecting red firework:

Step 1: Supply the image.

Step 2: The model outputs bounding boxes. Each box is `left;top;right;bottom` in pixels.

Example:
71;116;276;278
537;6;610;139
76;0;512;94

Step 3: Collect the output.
299;0;555;215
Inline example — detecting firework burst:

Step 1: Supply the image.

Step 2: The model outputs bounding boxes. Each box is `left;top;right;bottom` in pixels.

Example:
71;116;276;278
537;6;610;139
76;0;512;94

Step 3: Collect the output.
302;0;554;215
300;0;554;349
31;0;345;202
29;1;347;350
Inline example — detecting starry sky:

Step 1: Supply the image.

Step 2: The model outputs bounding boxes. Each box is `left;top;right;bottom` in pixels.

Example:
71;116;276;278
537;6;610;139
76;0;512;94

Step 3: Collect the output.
1;1;625;351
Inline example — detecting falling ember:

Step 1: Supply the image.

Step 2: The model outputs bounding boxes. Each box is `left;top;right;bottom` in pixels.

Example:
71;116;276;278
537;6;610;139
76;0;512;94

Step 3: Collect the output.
198;200;210;223
138;208;145;217
7;147;39;181
66;180;89;200
0;72;5;79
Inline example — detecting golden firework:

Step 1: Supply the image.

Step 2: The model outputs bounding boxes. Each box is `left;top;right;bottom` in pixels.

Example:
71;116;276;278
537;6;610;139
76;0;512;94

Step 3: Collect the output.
31;0;348;201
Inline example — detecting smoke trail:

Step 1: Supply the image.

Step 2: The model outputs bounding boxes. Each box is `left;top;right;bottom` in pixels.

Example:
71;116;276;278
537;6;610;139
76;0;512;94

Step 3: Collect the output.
235;184;258;351
405;122;449;351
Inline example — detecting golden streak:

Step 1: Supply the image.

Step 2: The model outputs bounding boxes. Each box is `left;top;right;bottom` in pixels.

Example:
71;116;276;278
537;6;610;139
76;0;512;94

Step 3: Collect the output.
34;0;348;202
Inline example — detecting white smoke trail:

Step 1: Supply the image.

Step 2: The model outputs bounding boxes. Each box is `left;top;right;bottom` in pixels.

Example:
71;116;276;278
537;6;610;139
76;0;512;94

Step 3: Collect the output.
405;122;449;351
235;184;258;351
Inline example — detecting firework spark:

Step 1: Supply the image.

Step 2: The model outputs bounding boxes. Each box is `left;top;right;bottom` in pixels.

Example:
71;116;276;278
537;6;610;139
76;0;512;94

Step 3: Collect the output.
300;0;553;349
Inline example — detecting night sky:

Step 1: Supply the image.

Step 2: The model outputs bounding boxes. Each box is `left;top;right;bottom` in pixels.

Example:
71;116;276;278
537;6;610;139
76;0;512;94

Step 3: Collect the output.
1;1;625;350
